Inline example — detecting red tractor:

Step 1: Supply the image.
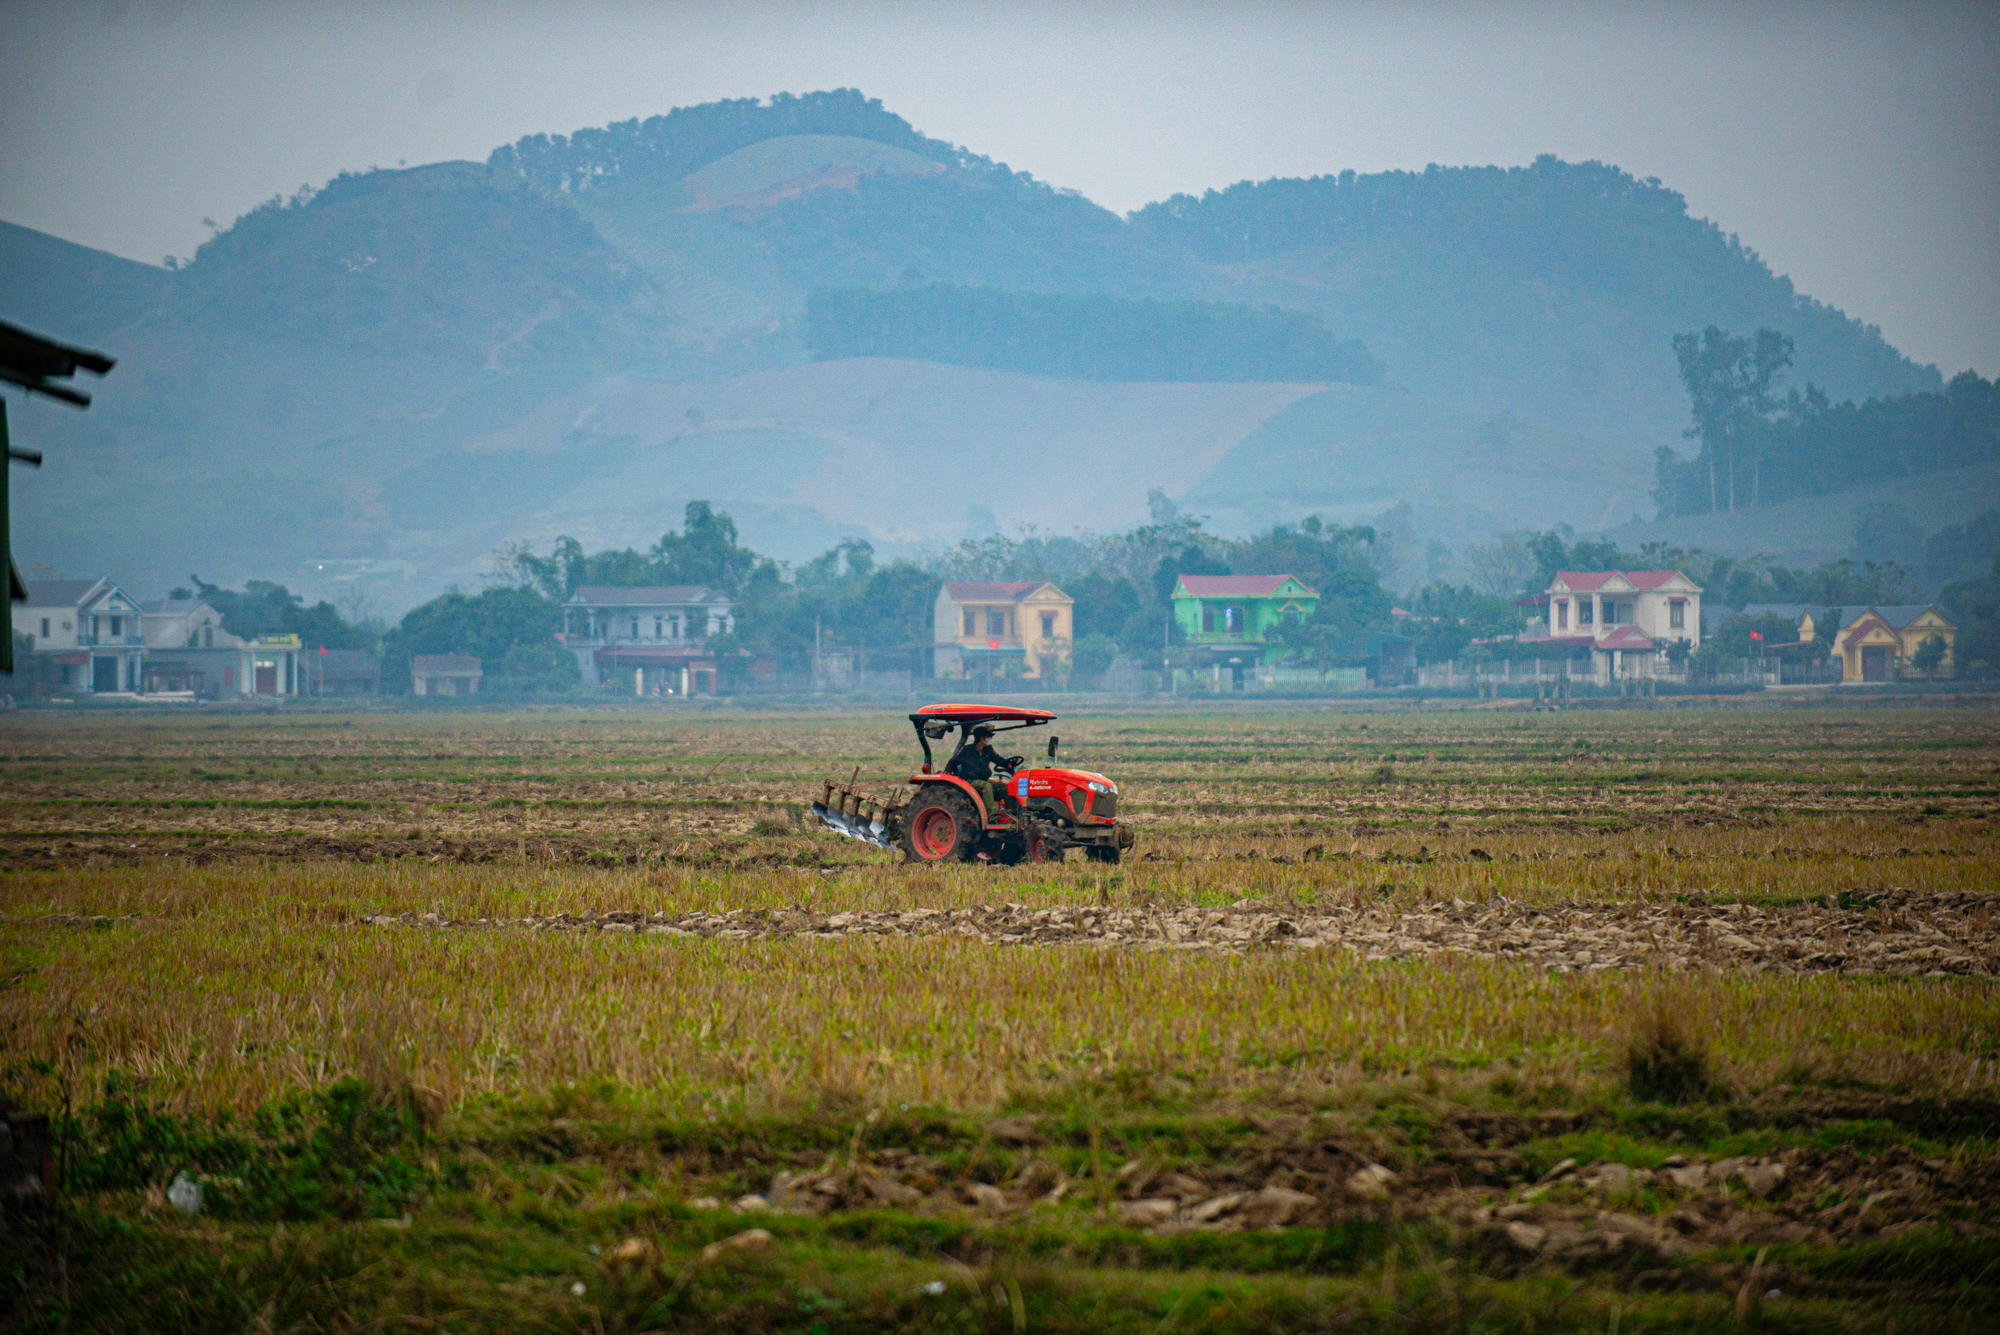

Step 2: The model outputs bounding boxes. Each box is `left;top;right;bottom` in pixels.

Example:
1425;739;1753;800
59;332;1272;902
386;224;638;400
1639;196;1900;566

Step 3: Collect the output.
811;704;1134;865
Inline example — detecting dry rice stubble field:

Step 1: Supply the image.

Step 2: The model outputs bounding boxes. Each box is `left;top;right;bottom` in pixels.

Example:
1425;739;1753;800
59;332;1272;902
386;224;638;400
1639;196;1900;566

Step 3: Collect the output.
2;705;1998;1332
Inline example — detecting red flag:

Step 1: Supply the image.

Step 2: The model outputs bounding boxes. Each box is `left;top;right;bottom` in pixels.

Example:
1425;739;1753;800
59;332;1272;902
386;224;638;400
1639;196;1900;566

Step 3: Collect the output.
1748;631;1762;641
319;645;329;654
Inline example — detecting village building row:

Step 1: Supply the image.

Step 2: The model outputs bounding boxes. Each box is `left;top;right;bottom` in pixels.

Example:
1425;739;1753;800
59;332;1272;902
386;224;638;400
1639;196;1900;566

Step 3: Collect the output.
1519;572;1956;683
930;575;1417;689
7;567;1960;698
11;579;360;699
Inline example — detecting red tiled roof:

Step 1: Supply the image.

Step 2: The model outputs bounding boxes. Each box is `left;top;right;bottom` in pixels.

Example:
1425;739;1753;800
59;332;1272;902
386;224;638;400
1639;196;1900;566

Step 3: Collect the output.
1553;570;1687;591
945;582;1041;600
1597;625;1658;650
1176;574;1317;598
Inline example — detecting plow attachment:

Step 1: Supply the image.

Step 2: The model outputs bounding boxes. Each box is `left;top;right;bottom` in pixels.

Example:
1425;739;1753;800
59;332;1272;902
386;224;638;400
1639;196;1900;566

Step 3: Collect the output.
811;770;905;851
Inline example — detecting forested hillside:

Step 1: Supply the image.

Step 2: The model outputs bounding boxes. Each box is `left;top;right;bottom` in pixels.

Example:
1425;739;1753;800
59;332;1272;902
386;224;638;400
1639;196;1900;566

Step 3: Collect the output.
1654;368;1999;518
1128;160;1939;444
2;88;1956;605
805;285;1381;384
174;163;668;366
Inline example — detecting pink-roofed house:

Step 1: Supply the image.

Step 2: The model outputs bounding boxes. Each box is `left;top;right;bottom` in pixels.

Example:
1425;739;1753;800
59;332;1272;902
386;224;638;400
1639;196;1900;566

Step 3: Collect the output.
933;581;1075;680
1532;569;1702;682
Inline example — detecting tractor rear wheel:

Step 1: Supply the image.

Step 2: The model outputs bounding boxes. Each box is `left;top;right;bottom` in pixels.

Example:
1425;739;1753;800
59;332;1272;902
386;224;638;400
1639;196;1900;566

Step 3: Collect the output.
900;788;979;864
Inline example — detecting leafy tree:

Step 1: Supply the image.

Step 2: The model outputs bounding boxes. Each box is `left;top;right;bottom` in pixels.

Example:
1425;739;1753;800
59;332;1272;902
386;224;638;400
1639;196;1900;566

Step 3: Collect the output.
650;501;765;594
185;577;369;649
1912;633;1947;677
1228;517;1391;627
1067;573;1144;641
1919;509;2000;592
1118;607;1177;666
1942;556;2000;678
1664;326;1793;514
1764;559;1906;606
498;502;779;600
1852;503;1925;568
1401;581;1522;661
1462;531;1538;597
493;642;582;694
1706;612;1801;660
1151;543;1230;606
379;586;559;692
1070;632;1119;685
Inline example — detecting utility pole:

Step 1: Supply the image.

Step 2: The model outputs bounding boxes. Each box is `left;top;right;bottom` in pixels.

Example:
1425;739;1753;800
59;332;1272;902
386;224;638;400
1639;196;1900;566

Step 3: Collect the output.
1;321;114;675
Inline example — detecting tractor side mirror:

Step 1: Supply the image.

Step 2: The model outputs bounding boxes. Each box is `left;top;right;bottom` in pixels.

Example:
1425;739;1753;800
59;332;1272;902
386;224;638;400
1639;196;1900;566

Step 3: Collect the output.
1047;735;1059;759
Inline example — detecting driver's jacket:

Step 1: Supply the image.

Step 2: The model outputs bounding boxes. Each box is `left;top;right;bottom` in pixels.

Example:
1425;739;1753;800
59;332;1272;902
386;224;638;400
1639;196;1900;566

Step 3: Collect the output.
945;744;1006;784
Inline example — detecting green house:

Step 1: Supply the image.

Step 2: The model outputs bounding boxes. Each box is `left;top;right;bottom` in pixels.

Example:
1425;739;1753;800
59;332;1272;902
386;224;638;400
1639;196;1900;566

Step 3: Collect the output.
1171;575;1319;665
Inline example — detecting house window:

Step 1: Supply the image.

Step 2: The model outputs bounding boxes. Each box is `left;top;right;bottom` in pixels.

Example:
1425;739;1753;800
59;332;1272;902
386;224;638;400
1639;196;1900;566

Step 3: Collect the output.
39;617;49;639
1225;606;1241;632
203;627;213;648
653;617;663;639
988;609;1009;637
1202;607;1216;632
630;618;640;638
1040;611;1057;639
963;609;977;636
1579;601;1594;626
1669;602;1685;630
1556;602;1567;631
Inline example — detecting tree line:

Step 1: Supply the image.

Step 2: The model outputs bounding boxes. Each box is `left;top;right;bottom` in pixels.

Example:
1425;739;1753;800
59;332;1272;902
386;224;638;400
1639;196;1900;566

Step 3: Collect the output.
804;284;1382;385
1655;326;1998;517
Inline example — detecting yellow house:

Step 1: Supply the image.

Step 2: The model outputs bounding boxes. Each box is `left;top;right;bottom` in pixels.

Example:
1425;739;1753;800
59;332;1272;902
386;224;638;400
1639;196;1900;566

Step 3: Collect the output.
932;581;1074;681
1830;606;1956;682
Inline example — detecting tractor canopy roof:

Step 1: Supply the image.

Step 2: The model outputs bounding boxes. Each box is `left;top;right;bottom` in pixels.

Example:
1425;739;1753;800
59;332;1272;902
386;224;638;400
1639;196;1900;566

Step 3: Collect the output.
909;704;1056;727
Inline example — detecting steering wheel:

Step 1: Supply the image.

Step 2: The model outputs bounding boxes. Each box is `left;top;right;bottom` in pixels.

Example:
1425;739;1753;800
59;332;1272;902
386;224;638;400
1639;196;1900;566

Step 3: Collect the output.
1002;755;1025;770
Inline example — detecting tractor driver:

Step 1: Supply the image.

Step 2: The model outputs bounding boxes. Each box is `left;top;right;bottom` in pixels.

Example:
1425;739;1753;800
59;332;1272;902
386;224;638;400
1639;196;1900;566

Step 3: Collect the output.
946;723;1014;818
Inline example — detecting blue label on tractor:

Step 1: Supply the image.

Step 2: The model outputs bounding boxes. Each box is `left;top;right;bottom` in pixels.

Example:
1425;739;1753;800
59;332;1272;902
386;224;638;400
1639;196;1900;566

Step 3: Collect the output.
1016;772;1030;798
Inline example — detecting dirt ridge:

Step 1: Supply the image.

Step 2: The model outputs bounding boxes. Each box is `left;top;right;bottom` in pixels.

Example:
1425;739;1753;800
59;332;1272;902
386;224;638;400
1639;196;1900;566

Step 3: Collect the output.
356;887;2000;975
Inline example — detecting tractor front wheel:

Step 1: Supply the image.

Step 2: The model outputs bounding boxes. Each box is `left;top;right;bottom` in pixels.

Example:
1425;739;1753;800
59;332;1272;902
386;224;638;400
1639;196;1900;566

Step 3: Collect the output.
1085;845;1122;865
996;818;1061;866
900;789;979;864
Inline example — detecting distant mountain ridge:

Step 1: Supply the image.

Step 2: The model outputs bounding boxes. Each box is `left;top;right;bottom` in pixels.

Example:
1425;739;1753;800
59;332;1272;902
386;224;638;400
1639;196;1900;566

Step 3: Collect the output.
1129;161;1936;443
0;88;1951;608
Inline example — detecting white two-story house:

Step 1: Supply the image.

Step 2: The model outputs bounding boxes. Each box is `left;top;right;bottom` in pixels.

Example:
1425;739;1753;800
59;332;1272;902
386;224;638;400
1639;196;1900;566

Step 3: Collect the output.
560;585;735;691
1533;569;1702;681
12;578;146;692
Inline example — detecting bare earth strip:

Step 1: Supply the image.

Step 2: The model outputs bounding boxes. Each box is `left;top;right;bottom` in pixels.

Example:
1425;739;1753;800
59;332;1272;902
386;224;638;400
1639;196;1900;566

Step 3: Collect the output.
350;887;2000;976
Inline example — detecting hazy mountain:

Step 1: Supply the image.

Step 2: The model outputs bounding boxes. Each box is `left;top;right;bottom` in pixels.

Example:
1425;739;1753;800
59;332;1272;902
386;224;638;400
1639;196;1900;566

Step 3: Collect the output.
0;88;1948;608
0;220;172;346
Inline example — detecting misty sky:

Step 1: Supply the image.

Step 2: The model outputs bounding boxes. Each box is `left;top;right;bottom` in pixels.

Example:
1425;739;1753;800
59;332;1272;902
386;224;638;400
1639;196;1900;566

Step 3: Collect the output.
2;0;1996;376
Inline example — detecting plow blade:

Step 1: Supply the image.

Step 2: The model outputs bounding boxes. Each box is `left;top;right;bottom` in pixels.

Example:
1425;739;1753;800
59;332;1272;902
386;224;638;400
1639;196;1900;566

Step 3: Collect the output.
810;771;903;851
810;803;896;850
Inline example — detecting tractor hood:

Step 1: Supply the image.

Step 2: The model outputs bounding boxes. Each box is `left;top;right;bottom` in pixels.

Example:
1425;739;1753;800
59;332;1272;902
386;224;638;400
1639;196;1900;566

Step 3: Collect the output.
1019;768;1115;793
